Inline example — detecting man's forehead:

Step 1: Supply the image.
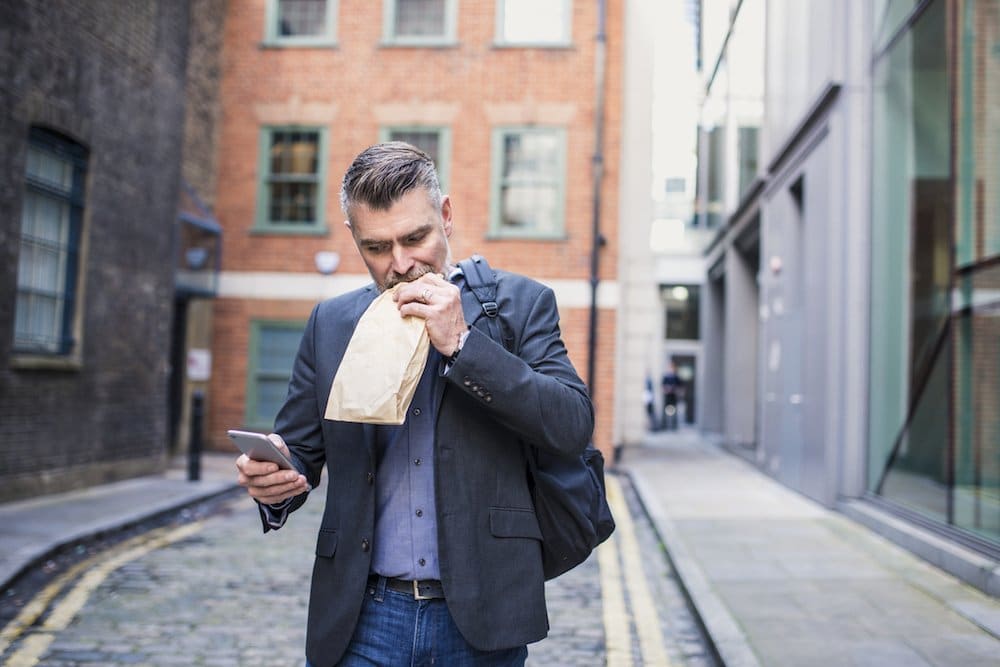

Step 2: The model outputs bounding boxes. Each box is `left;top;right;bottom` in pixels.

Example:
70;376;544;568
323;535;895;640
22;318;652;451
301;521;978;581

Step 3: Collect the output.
354;219;436;243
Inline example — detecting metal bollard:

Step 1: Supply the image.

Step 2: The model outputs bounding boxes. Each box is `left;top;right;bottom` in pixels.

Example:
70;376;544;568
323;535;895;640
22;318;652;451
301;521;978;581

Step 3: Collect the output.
188;390;204;481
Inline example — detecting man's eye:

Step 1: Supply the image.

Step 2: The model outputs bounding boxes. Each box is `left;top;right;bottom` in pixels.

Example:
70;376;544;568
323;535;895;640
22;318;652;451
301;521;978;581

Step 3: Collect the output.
365;244;388;254
406;232;428;244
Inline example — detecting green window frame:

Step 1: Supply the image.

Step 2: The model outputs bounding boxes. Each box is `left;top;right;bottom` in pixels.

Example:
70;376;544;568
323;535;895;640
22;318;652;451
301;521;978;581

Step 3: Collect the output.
379;125;451;192
489;126;567;239
245;320;306;430
382;0;458;46
14;127;87;357
264;0;338;47
255;126;328;235
495;0;572;47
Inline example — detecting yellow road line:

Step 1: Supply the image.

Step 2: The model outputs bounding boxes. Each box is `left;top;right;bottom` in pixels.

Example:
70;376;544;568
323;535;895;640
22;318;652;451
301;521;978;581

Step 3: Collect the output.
1;522;204;666
598;524;632;666
605;475;672;666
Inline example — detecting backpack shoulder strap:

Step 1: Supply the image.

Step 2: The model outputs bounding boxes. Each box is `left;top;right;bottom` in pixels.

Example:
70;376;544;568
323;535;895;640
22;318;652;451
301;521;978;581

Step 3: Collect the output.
458;254;506;348
458;254;499;318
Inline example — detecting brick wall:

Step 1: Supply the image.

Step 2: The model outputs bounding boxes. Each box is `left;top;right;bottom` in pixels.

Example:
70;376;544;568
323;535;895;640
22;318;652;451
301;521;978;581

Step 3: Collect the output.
210;0;622;456
0;0;192;501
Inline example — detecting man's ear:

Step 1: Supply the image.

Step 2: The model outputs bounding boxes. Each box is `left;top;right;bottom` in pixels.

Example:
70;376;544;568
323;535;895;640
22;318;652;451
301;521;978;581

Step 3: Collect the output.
440;196;453;237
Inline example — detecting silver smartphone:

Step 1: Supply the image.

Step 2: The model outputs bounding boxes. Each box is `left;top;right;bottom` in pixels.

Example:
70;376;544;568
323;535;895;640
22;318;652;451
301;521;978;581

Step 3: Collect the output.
227;429;296;470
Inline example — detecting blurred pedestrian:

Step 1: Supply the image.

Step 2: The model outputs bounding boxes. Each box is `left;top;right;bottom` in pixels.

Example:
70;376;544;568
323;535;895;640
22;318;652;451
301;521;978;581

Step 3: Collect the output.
644;375;658;430
235;142;594;667
662;362;683;431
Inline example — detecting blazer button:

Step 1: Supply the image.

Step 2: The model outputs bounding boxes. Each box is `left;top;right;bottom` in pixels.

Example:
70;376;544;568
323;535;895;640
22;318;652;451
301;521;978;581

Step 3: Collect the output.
366;471;374;485
361;538;370;552
463;377;472;386
485;394;493;403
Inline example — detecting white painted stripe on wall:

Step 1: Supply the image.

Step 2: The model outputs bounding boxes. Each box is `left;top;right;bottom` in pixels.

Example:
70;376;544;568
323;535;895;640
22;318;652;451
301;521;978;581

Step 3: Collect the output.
218;271;620;309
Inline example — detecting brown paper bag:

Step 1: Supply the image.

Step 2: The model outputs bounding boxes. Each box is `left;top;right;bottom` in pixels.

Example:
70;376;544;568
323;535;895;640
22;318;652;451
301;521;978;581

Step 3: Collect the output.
324;284;430;424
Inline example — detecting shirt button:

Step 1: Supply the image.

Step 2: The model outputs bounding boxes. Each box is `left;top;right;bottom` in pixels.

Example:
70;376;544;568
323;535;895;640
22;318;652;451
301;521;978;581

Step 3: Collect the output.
419;558;426;567
361;538;370;552
412;408;421;416
366;472;374;484
415;509;423;517
414;458;422;466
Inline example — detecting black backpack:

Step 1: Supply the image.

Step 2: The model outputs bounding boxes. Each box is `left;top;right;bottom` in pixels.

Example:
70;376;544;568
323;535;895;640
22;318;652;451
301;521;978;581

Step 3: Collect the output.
458;255;615;579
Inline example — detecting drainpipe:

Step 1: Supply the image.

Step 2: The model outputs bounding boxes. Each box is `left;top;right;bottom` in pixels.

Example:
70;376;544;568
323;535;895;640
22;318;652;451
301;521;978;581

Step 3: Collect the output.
587;0;608;397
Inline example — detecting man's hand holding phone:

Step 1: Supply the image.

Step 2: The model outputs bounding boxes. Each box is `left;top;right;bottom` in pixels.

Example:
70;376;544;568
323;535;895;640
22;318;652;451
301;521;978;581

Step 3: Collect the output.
232;431;310;505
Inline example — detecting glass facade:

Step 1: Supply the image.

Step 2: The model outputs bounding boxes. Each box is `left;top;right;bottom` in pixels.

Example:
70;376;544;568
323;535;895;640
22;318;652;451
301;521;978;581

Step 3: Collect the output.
869;0;999;548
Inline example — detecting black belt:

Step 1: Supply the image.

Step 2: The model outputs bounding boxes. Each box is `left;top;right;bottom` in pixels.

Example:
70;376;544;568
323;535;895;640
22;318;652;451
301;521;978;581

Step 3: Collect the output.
368;575;445;600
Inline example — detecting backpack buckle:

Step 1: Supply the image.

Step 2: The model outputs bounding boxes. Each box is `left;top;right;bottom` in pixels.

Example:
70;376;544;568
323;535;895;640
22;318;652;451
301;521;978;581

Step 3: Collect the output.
482;301;499;318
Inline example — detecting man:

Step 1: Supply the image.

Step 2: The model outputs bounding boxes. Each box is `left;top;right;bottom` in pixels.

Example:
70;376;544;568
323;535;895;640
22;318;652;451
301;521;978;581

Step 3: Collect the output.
661;362;683;431
236;142;593;666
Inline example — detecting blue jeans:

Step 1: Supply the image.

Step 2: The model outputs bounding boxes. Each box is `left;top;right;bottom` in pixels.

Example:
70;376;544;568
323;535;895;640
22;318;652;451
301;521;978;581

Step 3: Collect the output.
308;577;528;667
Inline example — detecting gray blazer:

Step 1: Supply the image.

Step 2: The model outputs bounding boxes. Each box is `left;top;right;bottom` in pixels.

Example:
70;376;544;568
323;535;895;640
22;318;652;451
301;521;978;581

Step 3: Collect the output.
267;268;594;667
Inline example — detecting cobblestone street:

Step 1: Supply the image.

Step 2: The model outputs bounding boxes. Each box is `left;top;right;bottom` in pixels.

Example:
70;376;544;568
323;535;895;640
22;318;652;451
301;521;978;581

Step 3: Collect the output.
1;474;714;667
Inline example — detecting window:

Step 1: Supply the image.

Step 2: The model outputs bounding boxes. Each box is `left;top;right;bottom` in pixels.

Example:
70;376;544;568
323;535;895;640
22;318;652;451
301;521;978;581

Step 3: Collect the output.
496;0;572;46
256;127;327;233
661;285;701;341
380;126;451;191
265;0;337;45
14;128;87;356
246;321;306;429
384;0;457;44
490;127;566;238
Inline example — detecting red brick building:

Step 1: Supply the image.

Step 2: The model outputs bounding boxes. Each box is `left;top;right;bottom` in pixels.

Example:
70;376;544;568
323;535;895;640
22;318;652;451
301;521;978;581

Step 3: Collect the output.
208;0;623;456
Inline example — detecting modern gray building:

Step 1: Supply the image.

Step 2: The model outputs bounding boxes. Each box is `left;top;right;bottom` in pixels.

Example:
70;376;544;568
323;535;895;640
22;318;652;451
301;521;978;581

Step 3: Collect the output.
696;0;998;594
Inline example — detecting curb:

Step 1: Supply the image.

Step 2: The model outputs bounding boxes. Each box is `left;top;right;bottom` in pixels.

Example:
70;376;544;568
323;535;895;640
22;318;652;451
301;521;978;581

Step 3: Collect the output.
0;483;240;594
626;469;761;667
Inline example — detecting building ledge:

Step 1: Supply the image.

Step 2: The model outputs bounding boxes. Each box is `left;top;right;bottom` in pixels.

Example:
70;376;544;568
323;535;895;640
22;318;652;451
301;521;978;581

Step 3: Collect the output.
838;498;1000;603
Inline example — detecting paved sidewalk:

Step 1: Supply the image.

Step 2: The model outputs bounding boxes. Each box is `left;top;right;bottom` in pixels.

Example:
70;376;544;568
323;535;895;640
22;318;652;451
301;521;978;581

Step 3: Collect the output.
0;453;239;592
622;430;1000;667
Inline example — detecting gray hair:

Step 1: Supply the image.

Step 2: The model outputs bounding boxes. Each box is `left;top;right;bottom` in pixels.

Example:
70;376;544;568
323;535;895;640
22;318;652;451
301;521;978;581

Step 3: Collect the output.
339;142;442;219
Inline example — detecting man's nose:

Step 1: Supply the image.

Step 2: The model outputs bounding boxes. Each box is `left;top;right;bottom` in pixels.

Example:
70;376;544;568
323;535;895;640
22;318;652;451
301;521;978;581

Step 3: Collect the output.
391;246;414;275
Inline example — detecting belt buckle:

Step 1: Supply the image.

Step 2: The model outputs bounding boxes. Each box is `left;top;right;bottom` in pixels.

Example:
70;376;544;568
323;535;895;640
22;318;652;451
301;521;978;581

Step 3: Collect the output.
412;579;432;600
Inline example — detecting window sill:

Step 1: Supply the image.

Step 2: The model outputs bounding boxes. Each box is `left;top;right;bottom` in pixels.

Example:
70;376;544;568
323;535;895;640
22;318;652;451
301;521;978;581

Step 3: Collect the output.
379;39;460;49
250;225;331;237
10;353;83;372
485;231;569;242
491;41;574;50
259;40;339;50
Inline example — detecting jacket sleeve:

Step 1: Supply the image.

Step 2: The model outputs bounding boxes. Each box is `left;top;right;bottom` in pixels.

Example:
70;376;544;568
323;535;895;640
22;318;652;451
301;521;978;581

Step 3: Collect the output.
447;282;593;458
256;303;328;532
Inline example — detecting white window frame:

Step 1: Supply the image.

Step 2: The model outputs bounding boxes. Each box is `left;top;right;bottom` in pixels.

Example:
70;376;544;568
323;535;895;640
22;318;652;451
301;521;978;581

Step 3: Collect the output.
489;126;567;239
495;0;573;47
264;0;338;47
254;125;329;235
382;0;458;46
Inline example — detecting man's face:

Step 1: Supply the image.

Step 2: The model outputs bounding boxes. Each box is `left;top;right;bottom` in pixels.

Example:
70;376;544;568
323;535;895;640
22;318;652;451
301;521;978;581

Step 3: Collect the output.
347;188;454;291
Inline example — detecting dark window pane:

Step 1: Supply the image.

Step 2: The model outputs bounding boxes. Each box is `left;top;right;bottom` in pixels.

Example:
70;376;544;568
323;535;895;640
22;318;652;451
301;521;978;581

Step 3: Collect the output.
277;0;327;37
14;131;86;355
662;285;700;340
267;130;320;224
